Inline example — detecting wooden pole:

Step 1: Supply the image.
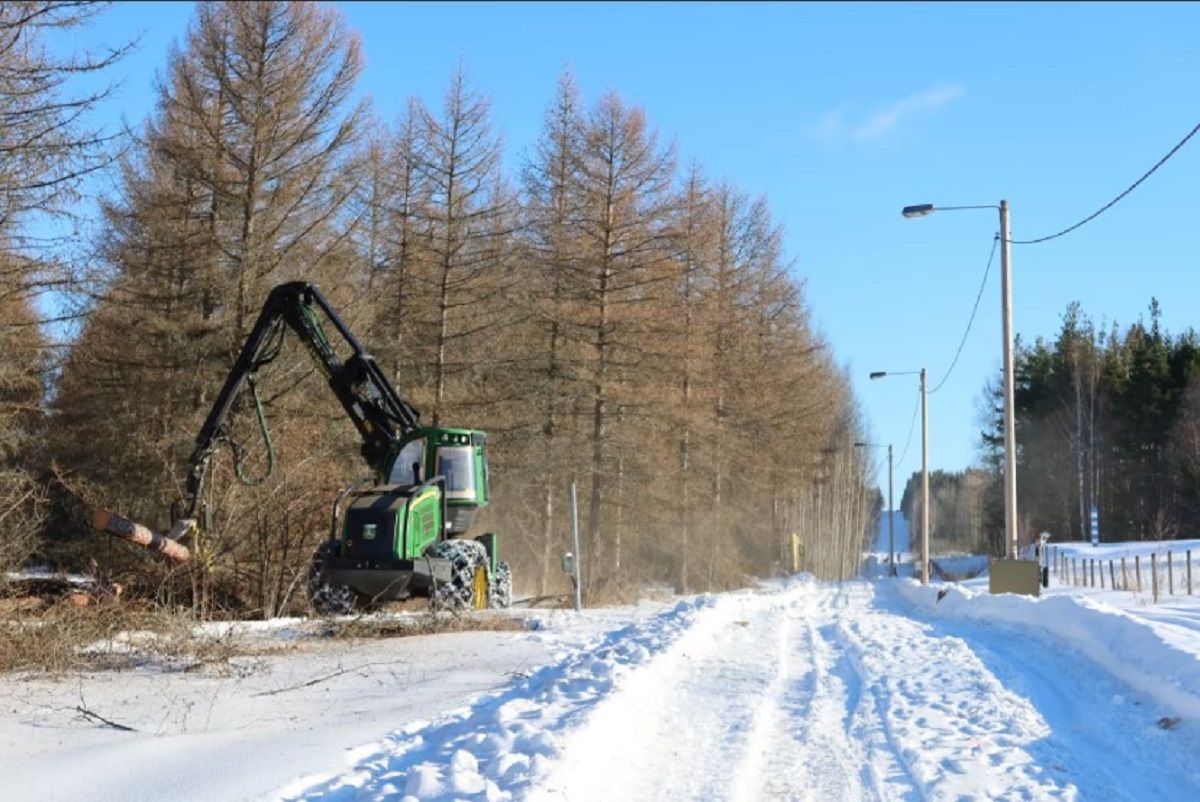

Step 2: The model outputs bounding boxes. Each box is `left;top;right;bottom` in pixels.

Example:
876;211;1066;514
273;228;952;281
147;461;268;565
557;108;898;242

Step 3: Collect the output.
1188;550;1193;596
1090;559;1096;587
1168;551;1174;596
1100;559;1105;589
1109;559;1116;591
1135;555;1141;594
91;508;191;563
1151;553;1159;603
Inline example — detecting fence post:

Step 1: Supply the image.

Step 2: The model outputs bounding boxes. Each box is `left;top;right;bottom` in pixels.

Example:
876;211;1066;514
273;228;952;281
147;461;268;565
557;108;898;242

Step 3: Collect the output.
1168;551;1174;596
1188;550;1193;596
1100;559;1105;589
1109;559;1116;591
1121;556;1128;591
1151;553;1159;603
1090;559;1096;587
1135;555;1142;594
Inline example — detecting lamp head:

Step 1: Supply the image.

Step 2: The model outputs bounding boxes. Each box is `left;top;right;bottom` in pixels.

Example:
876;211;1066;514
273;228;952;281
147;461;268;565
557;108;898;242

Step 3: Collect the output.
901;203;935;219
869;371;887;380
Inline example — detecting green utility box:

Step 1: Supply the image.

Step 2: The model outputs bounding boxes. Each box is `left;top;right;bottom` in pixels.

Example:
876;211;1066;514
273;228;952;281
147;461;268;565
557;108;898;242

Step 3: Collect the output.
989;558;1042;597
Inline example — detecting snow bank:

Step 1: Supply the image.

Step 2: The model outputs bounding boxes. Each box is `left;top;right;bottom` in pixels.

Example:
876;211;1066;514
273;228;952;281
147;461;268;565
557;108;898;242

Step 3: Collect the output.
894;580;1200;721
278;595;719;801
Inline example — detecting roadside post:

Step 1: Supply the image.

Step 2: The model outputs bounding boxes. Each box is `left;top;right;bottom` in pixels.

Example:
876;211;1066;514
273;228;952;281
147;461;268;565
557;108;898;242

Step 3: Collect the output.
566;479;583;612
1037;532;1050;588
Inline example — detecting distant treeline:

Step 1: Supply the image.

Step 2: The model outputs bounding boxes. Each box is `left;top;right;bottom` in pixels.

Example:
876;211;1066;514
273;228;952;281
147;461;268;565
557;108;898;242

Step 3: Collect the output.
903;300;1200;555
900;468;994;556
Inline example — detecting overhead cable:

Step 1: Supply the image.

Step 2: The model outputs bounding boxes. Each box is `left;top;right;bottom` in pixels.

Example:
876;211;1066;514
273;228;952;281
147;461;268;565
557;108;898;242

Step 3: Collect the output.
1011;121;1200;245
930;234;999;394
894;387;921;467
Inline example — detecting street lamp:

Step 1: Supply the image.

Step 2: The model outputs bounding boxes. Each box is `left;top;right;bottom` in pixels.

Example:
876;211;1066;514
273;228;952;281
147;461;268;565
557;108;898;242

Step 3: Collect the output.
901;201;1018;561
869;368;929;585
854;440;895;577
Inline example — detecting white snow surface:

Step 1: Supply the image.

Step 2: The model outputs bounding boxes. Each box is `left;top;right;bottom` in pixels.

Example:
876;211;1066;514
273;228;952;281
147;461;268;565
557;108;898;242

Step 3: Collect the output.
5;571;1200;800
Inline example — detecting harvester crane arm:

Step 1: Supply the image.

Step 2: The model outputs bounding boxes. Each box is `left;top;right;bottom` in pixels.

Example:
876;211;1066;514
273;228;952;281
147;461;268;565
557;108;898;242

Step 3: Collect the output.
182;281;419;521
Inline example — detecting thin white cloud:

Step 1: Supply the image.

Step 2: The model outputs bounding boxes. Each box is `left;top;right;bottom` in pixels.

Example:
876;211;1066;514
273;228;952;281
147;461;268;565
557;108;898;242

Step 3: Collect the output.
807;84;965;145
806;108;844;144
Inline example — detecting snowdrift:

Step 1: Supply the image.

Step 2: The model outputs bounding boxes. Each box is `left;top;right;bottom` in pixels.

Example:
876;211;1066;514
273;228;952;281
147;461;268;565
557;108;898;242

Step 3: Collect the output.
894;579;1200;721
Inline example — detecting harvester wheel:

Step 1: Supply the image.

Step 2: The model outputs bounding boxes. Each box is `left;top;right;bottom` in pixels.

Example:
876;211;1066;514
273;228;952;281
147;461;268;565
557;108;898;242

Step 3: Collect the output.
426;538;489;611
489;561;512;609
307;540;357;616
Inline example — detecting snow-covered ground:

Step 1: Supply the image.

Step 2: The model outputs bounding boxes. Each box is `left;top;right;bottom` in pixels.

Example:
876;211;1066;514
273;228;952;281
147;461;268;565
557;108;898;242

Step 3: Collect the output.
5;562;1200;800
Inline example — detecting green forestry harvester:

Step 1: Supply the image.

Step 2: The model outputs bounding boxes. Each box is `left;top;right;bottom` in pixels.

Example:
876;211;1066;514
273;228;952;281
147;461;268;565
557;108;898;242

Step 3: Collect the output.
99;282;510;614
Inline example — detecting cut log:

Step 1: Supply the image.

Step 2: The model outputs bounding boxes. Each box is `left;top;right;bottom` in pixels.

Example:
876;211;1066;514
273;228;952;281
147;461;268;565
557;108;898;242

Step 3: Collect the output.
91;508;191;563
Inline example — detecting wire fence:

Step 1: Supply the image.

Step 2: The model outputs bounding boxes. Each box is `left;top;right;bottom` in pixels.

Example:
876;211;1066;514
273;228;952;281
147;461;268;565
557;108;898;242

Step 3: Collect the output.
1046;545;1197;603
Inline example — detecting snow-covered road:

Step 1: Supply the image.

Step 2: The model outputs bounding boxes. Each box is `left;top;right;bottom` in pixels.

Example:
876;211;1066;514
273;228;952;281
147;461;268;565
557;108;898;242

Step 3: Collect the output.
285;578;1200;801
6;575;1200;801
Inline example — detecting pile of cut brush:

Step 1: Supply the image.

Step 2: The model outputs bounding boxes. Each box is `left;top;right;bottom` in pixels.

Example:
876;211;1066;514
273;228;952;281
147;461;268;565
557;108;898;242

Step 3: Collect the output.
0;570;117;613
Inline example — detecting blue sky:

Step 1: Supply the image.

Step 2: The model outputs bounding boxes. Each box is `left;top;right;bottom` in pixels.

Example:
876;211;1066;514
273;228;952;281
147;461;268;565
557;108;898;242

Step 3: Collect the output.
66;2;1200;497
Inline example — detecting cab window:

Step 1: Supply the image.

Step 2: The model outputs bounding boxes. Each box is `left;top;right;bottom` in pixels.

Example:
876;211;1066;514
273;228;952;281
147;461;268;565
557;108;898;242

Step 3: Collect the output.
436;446;477;500
389;438;425;485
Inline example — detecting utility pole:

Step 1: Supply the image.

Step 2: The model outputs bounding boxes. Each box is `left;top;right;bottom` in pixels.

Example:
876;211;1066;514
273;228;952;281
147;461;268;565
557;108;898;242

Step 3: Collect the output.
920;367;930;585
999;200;1019;559
902;200;1020;567
866;368;929;585
888;443;895;577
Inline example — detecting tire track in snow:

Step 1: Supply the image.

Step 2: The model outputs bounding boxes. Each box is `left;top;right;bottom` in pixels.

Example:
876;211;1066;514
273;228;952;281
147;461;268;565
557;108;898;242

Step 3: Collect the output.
831;583;1075;801
822;586;927;802
731;582;869;802
530;588;794;801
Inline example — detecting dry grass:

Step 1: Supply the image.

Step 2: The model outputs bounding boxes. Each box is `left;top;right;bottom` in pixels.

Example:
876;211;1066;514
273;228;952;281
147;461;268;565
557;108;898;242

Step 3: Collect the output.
0;588;531;675
0;603;261;675
314;610;530;640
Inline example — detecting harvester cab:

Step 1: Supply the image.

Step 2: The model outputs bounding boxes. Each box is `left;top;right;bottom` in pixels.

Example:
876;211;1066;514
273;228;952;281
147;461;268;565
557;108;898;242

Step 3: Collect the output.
385;427;489;535
321;425;507;614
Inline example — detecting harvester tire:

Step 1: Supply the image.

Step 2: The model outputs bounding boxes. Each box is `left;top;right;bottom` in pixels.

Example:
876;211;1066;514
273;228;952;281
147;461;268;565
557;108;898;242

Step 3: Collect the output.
427;538;489;611
490;561;512;609
307;540;357;616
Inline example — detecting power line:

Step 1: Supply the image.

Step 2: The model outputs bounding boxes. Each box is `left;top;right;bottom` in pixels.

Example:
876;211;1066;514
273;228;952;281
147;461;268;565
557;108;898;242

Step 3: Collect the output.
1011;120;1200;245
930;234;999;395
894;387;921;467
